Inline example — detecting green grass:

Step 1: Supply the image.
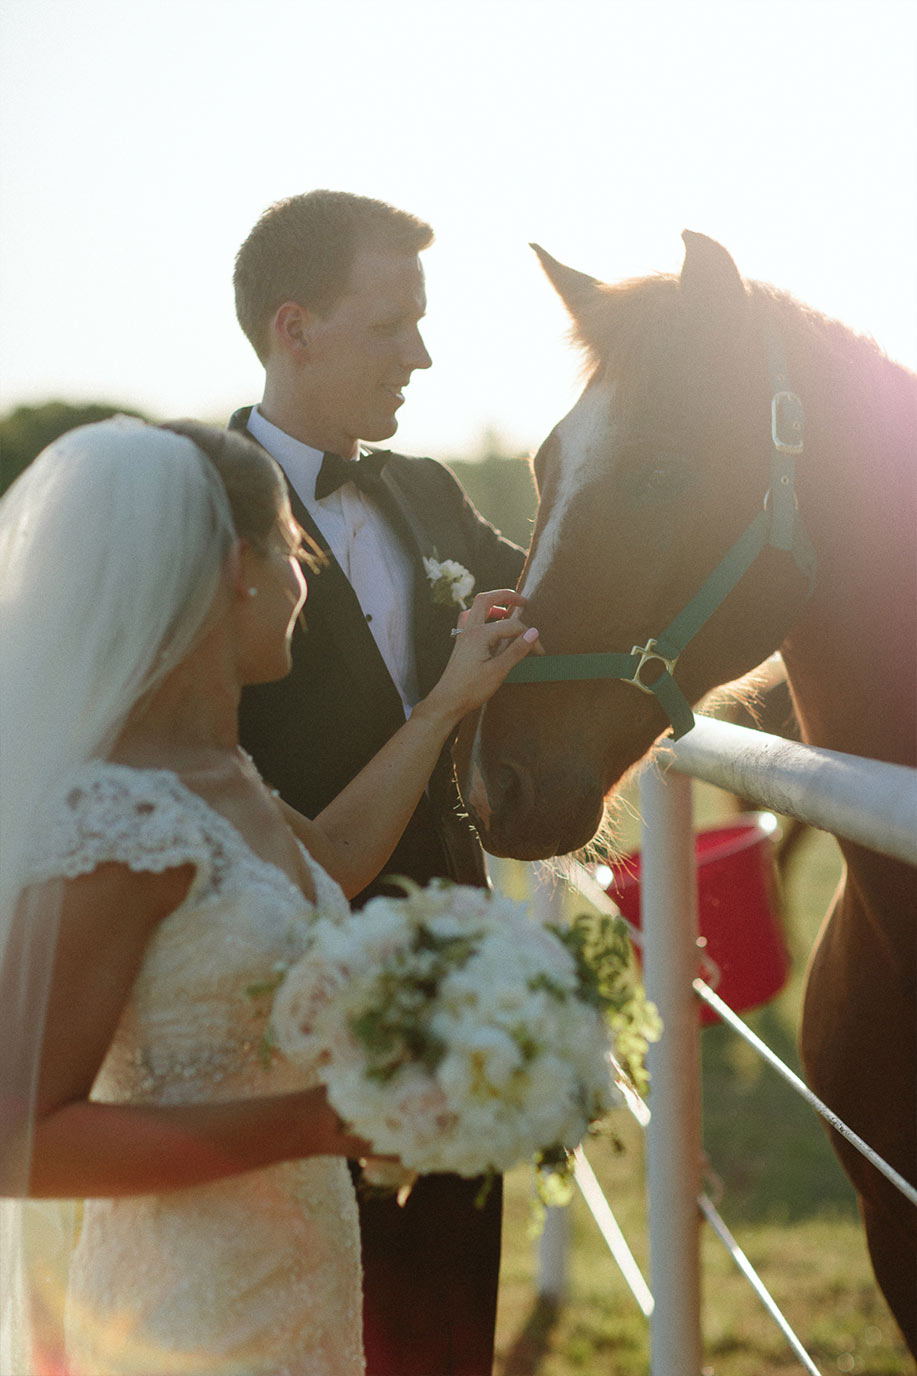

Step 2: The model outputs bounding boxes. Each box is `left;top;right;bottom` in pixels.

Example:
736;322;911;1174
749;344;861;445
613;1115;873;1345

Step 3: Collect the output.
492;787;913;1375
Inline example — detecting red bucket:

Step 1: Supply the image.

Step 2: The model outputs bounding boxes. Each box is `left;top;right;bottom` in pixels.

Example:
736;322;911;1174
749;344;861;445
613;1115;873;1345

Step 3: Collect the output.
600;813;790;1025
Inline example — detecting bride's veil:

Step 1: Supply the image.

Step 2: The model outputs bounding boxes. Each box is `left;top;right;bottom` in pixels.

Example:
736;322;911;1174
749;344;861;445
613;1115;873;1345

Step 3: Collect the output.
0;417;238;1370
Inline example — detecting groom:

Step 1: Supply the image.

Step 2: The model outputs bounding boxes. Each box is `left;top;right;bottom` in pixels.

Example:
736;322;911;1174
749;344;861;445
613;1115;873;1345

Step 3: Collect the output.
230;190;526;1376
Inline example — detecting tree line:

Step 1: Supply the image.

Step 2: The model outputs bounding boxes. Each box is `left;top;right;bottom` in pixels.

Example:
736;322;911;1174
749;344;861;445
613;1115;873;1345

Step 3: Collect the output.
0;401;537;550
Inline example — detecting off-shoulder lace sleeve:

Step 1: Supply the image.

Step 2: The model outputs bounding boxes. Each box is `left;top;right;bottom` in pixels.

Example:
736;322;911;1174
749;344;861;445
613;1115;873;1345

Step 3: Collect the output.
24;762;213;892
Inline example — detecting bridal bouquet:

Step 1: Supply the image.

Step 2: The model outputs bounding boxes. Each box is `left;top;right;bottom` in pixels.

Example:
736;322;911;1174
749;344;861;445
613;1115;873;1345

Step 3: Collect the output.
270;880;659;1194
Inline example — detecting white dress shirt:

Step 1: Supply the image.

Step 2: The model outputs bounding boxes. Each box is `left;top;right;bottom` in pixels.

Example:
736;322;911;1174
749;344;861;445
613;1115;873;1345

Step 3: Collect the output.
246;408;419;716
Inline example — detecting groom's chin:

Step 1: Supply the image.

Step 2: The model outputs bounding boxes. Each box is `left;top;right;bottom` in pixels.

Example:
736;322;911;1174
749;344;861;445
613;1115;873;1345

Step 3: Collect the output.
363;410;401;443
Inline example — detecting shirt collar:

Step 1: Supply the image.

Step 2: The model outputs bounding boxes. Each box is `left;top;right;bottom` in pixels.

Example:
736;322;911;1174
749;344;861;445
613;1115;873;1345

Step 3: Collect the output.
246;408;327;501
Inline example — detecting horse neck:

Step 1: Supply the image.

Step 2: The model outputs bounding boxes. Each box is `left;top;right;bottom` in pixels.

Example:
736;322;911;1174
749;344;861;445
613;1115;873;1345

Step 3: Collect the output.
776;308;917;768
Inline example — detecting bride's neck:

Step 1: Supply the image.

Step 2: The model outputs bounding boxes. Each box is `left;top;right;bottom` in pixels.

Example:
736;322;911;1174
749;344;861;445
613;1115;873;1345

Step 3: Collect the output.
114;634;241;767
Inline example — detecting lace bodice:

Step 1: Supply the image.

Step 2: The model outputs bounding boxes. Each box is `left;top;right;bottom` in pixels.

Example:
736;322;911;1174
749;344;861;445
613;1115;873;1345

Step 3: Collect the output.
26;760;364;1376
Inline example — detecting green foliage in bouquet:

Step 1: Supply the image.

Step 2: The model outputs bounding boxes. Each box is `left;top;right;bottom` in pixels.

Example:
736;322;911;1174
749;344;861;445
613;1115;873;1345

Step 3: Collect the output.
549;911;662;1097
350;926;481;1084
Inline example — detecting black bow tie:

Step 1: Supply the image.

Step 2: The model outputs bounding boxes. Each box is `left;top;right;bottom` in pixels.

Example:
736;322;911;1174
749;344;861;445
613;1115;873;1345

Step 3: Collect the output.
314;450;388;500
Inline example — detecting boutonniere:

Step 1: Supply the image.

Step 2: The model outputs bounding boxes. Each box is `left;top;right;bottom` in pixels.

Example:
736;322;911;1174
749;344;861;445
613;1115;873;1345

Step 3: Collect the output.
423;556;475;610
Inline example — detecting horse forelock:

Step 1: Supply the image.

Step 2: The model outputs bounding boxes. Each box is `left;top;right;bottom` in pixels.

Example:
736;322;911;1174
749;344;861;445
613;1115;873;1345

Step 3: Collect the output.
566;272;682;376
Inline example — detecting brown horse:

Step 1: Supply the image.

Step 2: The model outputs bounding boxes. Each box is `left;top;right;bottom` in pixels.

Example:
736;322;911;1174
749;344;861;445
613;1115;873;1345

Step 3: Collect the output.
455;233;916;1350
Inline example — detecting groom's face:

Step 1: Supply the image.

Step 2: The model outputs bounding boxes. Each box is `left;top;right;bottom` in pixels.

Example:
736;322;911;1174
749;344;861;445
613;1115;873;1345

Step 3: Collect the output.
301;247;432;458
296;246;432;456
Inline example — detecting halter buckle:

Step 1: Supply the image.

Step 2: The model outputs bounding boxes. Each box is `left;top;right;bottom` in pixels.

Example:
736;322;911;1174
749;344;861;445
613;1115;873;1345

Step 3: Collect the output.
629;638;679;694
771;390;805;455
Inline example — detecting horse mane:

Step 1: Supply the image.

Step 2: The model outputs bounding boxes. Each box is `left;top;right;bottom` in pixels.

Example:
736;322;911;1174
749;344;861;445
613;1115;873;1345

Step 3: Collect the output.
756;281;917;475
755;281;915;388
567;269;916;466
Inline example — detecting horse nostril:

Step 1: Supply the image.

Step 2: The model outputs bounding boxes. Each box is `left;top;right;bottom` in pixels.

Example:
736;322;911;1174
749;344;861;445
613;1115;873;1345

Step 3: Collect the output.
494;757;535;817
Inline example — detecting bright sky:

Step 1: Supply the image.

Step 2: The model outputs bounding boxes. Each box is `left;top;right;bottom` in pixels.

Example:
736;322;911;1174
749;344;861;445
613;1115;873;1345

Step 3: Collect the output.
1;0;915;459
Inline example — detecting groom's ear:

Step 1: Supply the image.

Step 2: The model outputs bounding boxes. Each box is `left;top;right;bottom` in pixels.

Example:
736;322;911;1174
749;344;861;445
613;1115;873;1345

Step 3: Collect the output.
271;302;312;359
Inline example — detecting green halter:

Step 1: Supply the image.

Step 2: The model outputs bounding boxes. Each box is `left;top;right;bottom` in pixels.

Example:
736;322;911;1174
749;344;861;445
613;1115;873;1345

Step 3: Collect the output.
503;334;817;740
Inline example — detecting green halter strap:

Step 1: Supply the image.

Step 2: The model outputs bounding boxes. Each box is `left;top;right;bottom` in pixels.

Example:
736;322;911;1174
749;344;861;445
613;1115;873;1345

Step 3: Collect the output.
503;332;817;740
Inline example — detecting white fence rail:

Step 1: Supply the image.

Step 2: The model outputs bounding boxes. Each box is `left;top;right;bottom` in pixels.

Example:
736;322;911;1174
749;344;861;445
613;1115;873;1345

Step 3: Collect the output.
512;715;917;1375
659;714;917;864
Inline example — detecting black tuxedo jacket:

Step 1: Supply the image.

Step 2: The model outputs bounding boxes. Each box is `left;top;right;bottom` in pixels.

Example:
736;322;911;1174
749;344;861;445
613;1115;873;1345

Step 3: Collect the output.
230;408;526;904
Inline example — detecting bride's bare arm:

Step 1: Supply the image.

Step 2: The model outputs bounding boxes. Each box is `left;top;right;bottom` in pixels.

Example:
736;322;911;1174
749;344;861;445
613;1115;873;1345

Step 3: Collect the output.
22;865;369;1199
29;1086;367;1198
281;590;540;897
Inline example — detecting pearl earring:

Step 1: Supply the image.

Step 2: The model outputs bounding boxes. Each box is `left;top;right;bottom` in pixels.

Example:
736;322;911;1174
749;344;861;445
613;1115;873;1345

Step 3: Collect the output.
247;587;258;598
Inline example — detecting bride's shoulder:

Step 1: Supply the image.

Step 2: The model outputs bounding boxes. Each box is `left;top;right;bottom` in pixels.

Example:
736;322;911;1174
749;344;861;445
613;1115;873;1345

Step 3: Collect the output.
45;757;194;819
26;759;213;886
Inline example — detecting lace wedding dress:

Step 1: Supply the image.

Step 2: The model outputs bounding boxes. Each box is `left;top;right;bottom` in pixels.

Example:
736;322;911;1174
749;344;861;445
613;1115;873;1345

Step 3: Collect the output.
24;760;364;1376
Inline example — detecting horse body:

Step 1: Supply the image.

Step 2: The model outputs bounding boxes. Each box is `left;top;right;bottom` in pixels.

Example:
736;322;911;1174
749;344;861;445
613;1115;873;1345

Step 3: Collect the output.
455;233;917;1348
778;347;915;1334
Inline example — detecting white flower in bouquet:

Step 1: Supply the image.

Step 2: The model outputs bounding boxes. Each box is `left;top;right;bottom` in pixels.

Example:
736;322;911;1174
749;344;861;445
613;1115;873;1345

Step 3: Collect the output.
422;556;475;609
270;879;660;1200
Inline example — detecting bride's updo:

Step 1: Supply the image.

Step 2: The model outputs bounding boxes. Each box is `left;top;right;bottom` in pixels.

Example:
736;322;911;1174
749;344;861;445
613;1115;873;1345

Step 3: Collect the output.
159;419;288;557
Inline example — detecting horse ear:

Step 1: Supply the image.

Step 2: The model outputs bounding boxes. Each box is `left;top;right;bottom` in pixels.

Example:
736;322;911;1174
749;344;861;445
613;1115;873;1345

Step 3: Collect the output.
680;231;746;318
531;243;602;318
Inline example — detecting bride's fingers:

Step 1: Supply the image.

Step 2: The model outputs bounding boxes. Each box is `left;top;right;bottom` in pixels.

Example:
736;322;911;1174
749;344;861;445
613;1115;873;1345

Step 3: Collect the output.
451;610;528;656
459;620;541;674
460;589;526;629
479;618;527;655
464;625;541;698
468;608;546;660
491;624;541;663
431;599;541;714
453;594;532;648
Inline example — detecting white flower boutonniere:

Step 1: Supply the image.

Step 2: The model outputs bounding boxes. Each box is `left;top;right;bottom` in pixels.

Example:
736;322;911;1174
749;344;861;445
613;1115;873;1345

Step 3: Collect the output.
423;556;475;610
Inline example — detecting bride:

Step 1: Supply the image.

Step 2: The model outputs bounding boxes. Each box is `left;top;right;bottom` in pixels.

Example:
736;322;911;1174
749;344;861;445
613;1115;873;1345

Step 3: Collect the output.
0;417;540;1375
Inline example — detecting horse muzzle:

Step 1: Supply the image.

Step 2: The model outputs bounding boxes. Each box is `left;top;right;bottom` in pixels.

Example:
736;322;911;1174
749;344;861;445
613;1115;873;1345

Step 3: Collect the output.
456;706;607;860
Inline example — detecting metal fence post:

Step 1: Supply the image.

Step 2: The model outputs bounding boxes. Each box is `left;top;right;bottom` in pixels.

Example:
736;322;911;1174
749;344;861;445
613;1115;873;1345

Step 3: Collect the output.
531;867;571;1301
640;768;703;1375
487;857;573;1302
537;1203;571;1301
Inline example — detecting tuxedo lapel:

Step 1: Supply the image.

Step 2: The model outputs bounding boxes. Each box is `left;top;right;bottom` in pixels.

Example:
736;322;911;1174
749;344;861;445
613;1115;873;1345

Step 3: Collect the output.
291;483;408;723
374;462;437;560
230;411;405;724
372;459;459;695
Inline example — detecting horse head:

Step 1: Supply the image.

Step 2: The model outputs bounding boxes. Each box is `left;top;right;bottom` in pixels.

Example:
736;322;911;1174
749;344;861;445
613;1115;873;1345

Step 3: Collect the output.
455;232;816;859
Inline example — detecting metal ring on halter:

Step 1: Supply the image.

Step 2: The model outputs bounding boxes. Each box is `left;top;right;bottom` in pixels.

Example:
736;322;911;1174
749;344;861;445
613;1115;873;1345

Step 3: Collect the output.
628;639;679;694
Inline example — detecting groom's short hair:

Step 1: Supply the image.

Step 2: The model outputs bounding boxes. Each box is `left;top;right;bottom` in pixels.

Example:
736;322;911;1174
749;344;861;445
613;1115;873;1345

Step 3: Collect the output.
234;190;434;364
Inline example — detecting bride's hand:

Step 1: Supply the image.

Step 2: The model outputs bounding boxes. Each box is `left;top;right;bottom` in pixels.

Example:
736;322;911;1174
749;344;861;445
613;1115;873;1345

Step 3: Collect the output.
418;589;541;724
301;1086;376;1159
294;592;541;900
301;1089;409;1186
358;1158;418;1205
